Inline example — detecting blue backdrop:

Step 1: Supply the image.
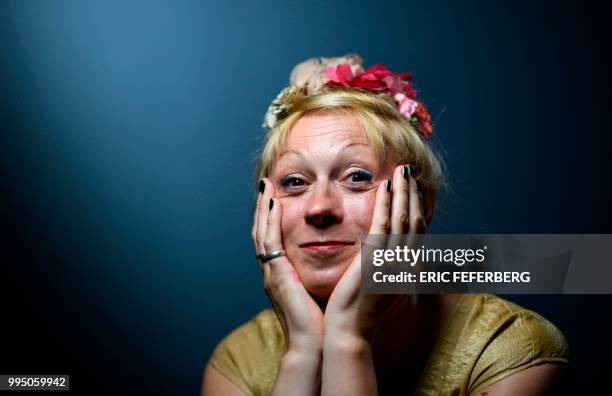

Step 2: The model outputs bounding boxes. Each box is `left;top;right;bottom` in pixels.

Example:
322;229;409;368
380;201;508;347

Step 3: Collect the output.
1;0;610;394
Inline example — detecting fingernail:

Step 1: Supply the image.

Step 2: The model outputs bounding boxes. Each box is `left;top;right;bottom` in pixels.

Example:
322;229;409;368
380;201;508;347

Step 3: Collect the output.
386;179;391;192
269;198;274;210
403;166;409;181
409;164;415;176
259;180;265;194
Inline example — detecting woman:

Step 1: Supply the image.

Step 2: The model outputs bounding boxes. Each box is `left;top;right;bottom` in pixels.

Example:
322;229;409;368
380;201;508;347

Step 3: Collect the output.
201;54;571;395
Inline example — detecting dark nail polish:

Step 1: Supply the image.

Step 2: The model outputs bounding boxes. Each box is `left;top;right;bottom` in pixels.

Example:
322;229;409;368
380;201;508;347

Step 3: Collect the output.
259;180;265;194
269;198;274;210
386;179;391;192
403;166;409;181
409;164;415;176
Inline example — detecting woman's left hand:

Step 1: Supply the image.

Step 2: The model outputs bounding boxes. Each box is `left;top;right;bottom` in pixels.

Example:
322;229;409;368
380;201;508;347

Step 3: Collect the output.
323;164;427;342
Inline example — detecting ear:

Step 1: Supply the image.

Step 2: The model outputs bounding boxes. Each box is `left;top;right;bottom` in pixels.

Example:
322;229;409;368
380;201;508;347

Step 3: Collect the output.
422;186;437;226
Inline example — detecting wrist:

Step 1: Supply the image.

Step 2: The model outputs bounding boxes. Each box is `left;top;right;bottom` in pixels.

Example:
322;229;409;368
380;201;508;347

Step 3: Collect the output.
323;327;373;355
282;347;322;370
287;333;323;355
324;316;377;344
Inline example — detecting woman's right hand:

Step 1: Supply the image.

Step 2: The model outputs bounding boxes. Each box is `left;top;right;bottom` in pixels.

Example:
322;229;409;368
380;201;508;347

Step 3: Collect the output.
252;178;324;355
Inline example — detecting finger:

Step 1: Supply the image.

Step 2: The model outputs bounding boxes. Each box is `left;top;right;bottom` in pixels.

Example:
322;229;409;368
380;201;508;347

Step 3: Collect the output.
263;197;297;285
366;179;392;256
251;180;264;254
406;165;427;250
407;166;426;234
391;165;411;241
369;179;392;235
264;197;282;253
256;178;274;255
386;165;411;272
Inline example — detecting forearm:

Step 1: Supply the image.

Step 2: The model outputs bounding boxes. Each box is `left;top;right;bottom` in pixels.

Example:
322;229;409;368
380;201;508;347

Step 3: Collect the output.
270;348;322;396
321;331;378;396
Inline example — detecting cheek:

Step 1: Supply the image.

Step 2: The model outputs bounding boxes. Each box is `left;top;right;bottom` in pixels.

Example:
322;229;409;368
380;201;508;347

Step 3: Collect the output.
279;200;303;240
344;191;377;234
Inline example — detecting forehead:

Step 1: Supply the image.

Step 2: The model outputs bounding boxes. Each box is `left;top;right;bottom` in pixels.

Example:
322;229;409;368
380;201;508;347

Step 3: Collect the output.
285;111;369;149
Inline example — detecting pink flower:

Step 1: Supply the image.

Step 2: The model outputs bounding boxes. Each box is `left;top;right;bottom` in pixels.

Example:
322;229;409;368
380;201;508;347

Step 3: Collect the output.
394;93;418;117
325;63;355;87
414;102;433;140
324;63;433;140
384;74;416;98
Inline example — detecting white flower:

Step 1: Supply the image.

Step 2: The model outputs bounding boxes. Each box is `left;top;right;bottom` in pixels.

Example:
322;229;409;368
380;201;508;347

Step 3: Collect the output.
264;54;365;129
289;58;322;88
262;86;306;129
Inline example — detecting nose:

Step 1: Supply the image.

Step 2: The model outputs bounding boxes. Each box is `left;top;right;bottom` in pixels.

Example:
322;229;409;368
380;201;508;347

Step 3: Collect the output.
304;181;344;229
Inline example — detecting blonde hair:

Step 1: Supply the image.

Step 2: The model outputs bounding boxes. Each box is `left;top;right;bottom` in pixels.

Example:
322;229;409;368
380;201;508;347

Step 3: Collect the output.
255;88;444;195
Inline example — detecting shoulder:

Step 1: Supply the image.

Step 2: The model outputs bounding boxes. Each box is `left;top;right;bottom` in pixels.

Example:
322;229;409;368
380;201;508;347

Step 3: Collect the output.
465;294;571;363
212;309;284;357
208;309;285;396
464;294;571;394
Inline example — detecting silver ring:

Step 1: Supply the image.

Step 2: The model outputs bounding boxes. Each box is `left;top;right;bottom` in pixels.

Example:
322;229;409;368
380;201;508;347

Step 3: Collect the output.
257;249;285;263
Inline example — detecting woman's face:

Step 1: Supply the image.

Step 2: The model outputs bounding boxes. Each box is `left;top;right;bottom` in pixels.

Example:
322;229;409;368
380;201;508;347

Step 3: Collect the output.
269;111;395;301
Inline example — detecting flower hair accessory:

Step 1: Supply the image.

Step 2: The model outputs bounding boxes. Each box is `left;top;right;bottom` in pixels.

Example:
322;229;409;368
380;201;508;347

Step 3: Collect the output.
263;54;433;140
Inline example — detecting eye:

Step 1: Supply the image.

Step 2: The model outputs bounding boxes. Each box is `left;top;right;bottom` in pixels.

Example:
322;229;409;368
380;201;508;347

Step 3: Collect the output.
346;169;373;184
280;175;307;190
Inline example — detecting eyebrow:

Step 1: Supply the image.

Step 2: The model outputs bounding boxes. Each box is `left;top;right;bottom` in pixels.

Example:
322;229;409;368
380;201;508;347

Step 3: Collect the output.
276;142;371;161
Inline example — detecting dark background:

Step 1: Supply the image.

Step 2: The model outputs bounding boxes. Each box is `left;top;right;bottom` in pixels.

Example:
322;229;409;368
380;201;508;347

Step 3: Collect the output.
1;0;610;394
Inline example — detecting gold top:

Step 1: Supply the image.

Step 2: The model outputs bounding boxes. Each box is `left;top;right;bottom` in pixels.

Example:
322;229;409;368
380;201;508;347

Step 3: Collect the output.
208;294;570;395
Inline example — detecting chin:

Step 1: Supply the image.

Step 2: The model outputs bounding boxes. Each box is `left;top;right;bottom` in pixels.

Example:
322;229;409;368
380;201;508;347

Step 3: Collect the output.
300;263;349;302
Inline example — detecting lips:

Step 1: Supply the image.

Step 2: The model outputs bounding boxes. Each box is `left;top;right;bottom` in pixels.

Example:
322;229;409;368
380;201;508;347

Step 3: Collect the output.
300;241;355;257
300;241;355;247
